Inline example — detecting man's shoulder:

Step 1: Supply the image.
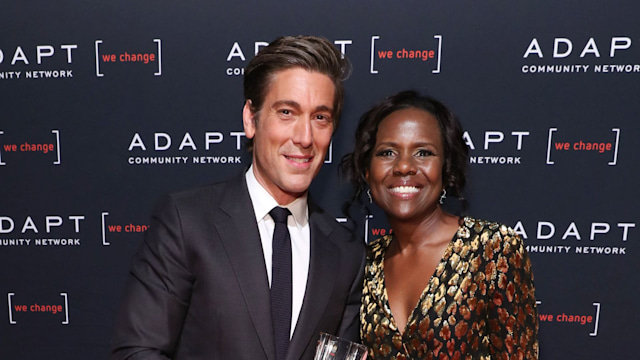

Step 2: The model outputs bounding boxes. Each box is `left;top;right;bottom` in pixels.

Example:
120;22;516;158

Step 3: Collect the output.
157;174;248;211
170;180;229;200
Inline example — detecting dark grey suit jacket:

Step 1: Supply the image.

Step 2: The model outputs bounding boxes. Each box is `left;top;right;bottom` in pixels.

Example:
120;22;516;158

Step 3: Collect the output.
111;173;365;360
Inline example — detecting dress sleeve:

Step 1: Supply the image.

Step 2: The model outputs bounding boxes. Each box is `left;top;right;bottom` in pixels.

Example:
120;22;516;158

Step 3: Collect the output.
110;195;194;360
486;225;539;359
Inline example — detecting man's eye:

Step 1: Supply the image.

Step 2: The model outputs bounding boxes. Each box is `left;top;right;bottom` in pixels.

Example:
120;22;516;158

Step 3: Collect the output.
280;109;291;115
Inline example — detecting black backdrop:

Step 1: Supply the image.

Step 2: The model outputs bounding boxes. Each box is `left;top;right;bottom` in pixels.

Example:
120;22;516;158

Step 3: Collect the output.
2;1;638;359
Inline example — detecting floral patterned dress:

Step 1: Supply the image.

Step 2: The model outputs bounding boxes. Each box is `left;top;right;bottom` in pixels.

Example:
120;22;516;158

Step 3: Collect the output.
360;217;539;359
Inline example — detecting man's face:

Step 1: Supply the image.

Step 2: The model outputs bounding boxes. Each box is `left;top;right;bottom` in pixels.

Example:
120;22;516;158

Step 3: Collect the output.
243;68;335;205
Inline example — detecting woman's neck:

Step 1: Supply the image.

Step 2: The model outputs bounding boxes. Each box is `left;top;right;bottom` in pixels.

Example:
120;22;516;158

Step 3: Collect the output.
388;208;459;251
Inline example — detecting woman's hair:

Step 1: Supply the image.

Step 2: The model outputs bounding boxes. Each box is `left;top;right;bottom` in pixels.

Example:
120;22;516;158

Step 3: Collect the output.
340;90;469;216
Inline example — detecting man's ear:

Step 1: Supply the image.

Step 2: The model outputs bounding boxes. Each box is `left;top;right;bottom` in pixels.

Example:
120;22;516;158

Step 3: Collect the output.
242;100;256;139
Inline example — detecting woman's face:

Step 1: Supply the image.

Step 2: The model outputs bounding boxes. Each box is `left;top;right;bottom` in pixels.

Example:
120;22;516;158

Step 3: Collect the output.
366;107;445;222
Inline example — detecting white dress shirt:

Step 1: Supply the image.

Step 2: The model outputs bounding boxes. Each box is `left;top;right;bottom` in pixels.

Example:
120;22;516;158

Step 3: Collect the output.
245;165;311;339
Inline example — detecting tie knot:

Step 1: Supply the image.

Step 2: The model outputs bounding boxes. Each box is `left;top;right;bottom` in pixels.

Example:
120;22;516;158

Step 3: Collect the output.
270;207;291;224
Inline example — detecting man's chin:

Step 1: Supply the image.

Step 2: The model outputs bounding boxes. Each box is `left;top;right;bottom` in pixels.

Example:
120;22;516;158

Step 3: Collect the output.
281;179;313;196
283;185;311;196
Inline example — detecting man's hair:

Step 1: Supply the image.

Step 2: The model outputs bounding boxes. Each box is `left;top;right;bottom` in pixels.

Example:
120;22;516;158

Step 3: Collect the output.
243;35;351;151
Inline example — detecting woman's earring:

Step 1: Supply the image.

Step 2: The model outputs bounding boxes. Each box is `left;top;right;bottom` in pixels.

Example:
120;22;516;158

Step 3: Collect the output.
367;189;373;204
439;189;447;205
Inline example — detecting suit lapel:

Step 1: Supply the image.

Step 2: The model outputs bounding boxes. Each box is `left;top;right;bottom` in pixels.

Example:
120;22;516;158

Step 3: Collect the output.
287;204;339;360
215;174;276;360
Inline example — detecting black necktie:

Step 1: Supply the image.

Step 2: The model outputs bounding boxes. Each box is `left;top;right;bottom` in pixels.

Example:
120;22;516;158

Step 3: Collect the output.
269;206;292;360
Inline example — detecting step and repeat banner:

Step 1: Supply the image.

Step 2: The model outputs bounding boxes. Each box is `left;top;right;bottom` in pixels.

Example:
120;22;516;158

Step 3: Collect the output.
1;1;638;359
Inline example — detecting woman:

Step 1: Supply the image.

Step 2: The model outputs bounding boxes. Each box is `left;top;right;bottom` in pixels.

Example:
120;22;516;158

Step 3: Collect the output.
341;91;538;359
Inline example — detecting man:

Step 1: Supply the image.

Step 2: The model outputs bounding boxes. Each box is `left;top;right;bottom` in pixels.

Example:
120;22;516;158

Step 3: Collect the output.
111;36;365;360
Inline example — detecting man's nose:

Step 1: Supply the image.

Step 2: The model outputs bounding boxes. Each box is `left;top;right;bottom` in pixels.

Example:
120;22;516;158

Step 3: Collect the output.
292;118;313;148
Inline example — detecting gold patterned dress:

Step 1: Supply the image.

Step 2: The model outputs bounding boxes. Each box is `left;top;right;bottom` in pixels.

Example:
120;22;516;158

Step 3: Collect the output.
360;217;538;360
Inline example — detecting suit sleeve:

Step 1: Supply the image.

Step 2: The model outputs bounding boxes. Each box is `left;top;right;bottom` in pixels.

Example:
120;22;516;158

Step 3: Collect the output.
111;195;194;360
336;239;366;343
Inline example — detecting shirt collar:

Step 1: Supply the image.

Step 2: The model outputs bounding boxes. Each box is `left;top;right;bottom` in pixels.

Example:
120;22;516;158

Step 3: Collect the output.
245;165;309;228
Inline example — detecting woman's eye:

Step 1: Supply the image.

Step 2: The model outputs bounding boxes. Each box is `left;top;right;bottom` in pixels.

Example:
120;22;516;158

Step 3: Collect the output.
376;149;394;157
416;149;434;157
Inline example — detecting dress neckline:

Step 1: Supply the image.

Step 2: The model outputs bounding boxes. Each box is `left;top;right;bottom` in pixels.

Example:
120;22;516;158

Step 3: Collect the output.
377;217;467;336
